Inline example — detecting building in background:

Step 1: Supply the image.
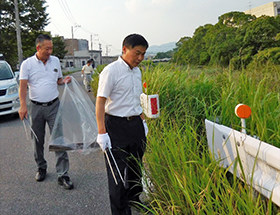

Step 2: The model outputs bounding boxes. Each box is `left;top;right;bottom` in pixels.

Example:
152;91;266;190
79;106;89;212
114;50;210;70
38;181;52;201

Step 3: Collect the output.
74;50;101;68
102;56;118;65
245;1;280;17
62;38;117;69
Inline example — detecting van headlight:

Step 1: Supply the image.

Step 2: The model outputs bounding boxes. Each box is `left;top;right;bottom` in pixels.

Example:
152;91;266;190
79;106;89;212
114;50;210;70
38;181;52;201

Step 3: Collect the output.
7;84;18;95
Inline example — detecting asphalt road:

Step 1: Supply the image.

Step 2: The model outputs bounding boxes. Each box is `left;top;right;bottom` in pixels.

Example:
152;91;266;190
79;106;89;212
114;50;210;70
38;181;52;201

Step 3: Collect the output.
0;72;135;215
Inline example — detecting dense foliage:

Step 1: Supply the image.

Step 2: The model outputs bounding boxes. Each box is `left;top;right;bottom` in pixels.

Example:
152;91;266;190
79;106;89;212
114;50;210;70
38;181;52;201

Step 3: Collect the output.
173;12;280;69
154;50;174;59
0;0;67;69
52;36;67;60
0;0;49;68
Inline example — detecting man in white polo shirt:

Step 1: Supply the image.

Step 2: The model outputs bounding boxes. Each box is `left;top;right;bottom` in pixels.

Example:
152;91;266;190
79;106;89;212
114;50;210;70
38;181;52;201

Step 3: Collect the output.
18;34;74;190
96;34;149;214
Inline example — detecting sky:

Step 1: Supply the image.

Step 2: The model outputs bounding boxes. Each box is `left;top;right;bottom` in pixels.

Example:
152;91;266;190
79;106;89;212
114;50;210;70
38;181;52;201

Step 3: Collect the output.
45;0;273;56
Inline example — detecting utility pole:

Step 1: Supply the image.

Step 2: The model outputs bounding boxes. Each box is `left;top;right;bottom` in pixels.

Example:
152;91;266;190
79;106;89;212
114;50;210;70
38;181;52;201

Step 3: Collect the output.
90;34;93;50
14;0;23;68
90;34;98;50
71;26;75;67
106;45;111;56
99;43;102;64
71;24;80;67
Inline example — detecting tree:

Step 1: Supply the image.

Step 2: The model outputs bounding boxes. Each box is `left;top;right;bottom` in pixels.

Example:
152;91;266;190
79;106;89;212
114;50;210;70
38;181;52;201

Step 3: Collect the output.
172;36;191;64
172;11;280;69
243;15;280;55
206;26;238;66
173;24;212;65
190;24;212;65
204;12;254;66
217;11;255;27
251;47;280;65
52;36;67;60
0;0;49;69
154;50;173;59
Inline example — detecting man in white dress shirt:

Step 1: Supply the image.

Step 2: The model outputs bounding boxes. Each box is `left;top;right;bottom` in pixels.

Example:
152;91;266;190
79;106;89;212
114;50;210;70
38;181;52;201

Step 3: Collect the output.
96;34;149;215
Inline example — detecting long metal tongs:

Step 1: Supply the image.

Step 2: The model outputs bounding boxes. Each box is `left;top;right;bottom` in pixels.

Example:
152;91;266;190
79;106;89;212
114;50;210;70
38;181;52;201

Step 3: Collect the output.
22;117;39;142
104;147;125;186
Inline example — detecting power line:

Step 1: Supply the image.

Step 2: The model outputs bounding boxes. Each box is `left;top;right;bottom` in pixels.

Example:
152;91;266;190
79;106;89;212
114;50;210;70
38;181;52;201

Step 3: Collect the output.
61;0;77;24
80;26;93;35
99;36;121;54
57;0;73;24
57;0;76;25
50;22;62;34
52;1;119;55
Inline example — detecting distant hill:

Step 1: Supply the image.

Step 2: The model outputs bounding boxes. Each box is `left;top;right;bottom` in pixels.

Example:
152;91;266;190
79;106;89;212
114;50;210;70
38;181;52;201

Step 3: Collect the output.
147;42;176;54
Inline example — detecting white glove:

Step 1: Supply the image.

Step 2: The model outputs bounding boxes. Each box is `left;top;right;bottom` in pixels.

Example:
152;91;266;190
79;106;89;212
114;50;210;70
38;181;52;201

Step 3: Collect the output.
143;120;148;136
97;133;112;151
81;74;84;77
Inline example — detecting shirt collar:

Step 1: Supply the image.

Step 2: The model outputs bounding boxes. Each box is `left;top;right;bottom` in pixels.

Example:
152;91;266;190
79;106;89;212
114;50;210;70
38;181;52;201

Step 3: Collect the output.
35;53;52;63
118;56;137;71
34;53;40;62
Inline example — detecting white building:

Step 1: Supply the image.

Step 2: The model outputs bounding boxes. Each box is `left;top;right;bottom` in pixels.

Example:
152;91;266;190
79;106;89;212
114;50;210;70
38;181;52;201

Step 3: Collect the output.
245;1;280;17
61;50;102;69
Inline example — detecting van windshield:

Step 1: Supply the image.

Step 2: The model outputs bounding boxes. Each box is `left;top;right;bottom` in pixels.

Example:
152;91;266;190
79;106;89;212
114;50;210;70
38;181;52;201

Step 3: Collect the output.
0;62;13;80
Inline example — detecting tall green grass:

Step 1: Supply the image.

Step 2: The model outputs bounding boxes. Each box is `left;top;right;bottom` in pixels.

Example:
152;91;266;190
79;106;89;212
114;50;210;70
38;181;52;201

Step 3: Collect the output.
140;63;280;214
92;62;280;214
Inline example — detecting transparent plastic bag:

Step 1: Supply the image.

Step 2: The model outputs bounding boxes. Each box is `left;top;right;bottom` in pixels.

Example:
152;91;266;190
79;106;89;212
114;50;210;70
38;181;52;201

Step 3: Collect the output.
49;76;98;154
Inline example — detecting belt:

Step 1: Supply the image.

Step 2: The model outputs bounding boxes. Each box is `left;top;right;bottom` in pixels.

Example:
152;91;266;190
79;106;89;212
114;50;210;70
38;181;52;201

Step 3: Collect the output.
31;97;58;107
106;114;140;121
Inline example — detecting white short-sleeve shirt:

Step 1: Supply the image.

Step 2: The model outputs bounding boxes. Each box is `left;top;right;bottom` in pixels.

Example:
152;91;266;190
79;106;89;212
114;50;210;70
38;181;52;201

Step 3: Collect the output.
82;64;94;74
97;57;143;117
19;54;63;102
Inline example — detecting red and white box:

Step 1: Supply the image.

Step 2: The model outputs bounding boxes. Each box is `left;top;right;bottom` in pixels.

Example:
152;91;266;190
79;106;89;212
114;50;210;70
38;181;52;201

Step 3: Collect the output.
140;93;160;118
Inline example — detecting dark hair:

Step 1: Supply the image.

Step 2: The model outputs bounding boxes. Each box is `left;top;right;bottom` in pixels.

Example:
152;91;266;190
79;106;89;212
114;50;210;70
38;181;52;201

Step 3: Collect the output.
122;34;149;49
35;34;52;46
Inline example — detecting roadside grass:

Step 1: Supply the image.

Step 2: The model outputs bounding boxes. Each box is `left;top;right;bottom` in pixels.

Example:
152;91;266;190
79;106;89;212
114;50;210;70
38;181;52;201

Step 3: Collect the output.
91;61;280;214
141;63;280;214
62;67;82;76
91;64;106;97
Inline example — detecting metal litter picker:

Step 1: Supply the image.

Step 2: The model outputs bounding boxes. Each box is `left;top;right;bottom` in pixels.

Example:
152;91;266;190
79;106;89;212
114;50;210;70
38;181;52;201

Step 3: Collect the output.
22;117;39;142
104;147;125;186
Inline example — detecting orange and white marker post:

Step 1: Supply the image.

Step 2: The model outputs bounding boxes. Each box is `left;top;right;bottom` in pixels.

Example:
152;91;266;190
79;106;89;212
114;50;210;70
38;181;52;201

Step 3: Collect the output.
235;104;252;134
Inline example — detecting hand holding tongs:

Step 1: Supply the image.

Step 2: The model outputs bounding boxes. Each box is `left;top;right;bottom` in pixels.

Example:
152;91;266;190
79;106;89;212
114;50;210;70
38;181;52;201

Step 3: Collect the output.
22;117;39;142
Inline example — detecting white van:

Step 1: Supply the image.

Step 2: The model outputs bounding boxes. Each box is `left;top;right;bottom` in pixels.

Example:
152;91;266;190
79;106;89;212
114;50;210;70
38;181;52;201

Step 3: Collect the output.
0;60;20;117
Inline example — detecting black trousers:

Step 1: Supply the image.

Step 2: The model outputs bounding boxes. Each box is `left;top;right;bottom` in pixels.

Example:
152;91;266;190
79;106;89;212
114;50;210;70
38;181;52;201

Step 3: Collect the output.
105;114;146;215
